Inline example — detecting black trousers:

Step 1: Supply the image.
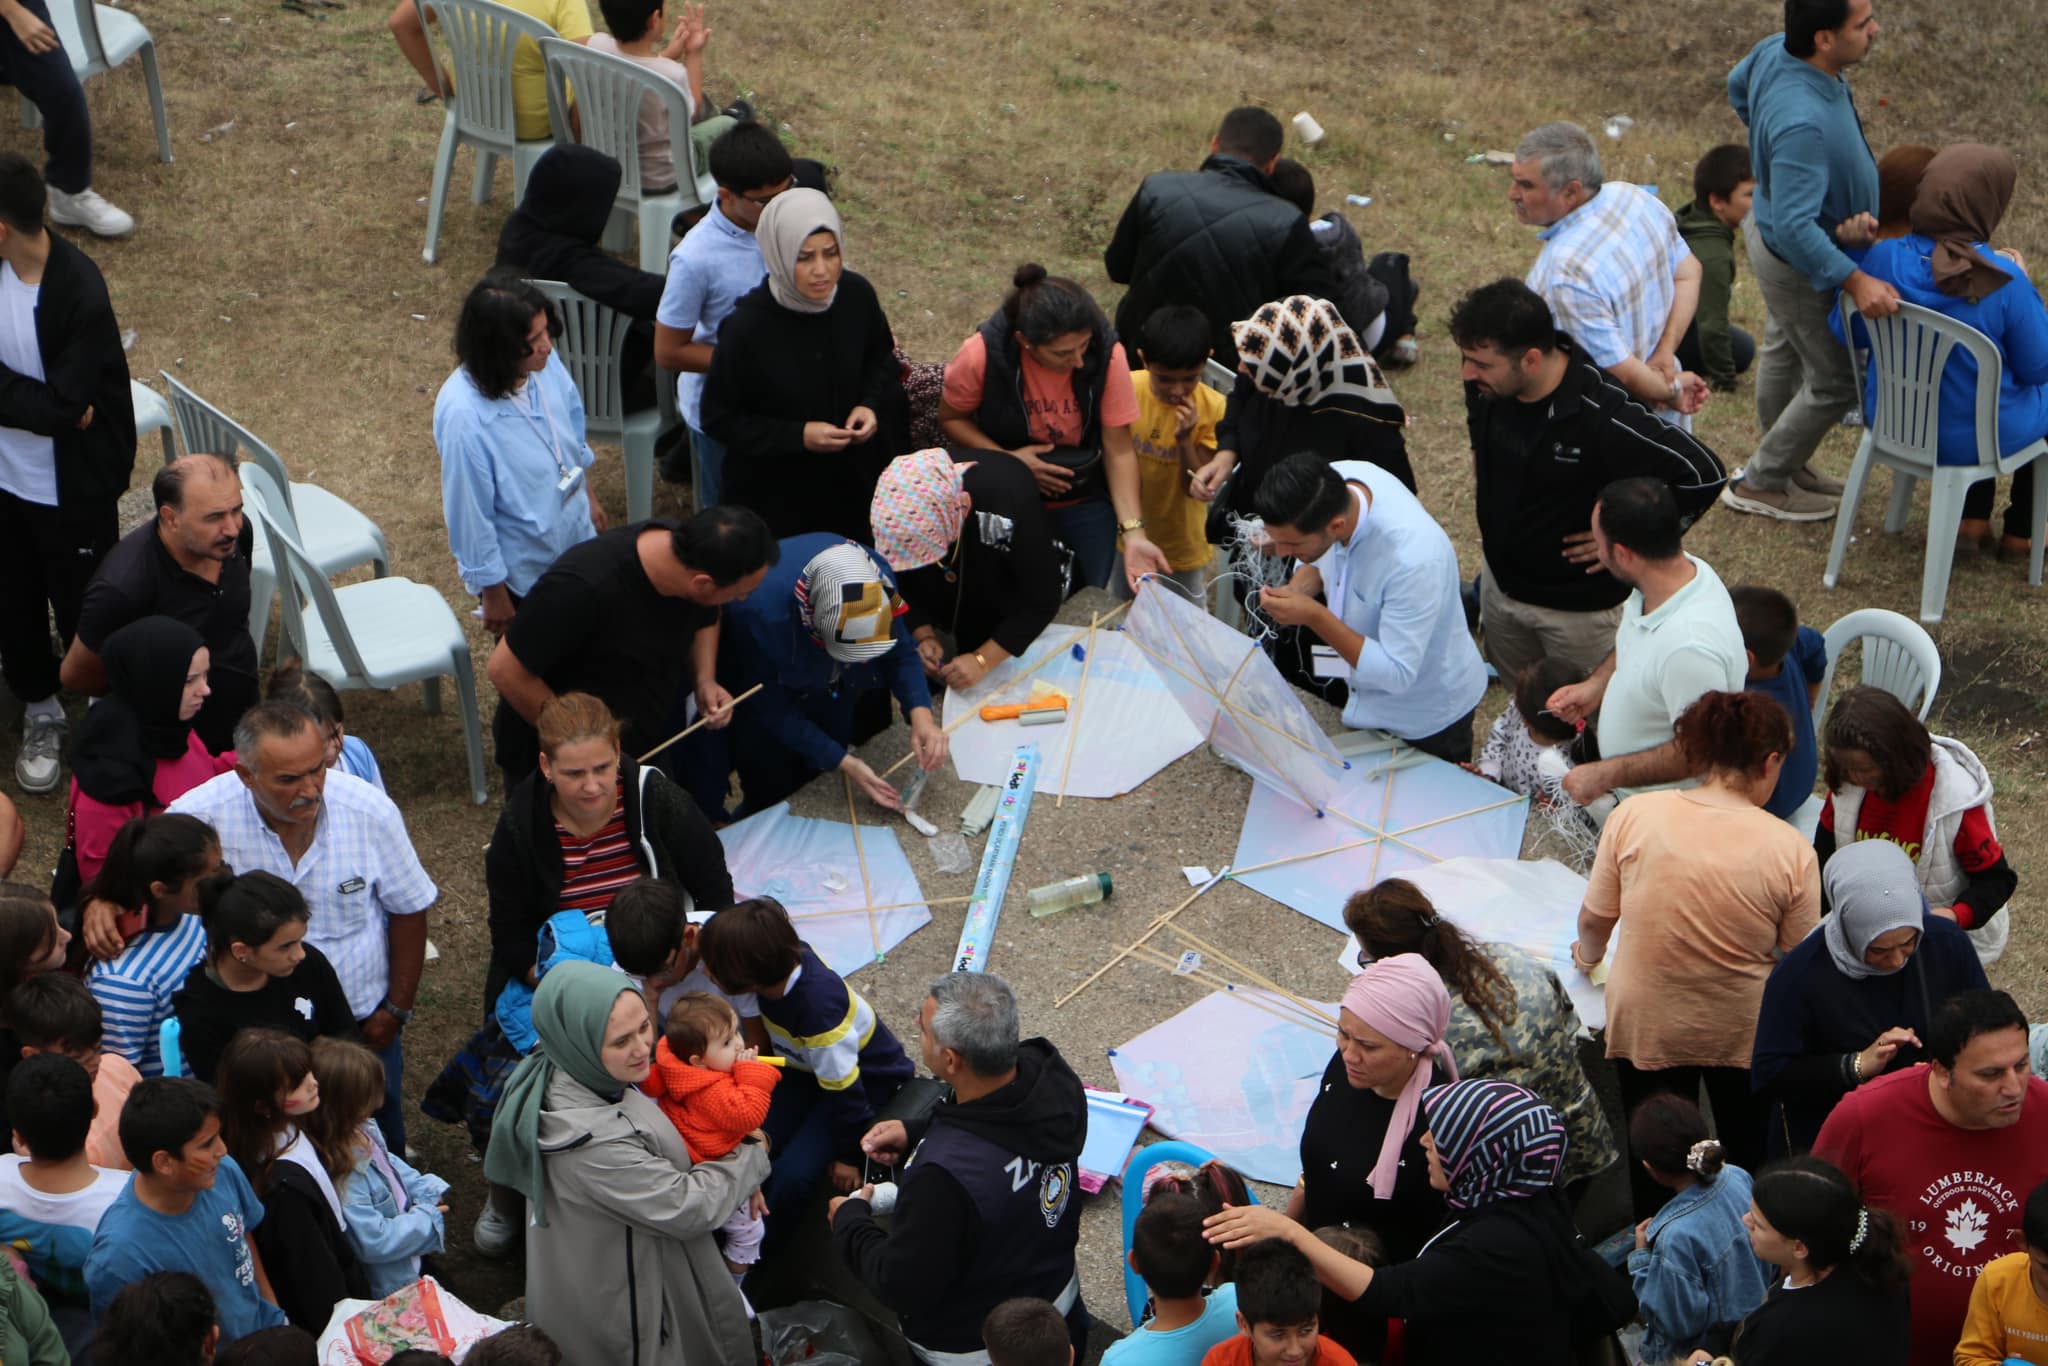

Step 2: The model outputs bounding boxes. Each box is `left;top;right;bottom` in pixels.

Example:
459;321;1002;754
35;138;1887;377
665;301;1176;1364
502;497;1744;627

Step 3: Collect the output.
1675;321;1758;384
1614;1057;1766;1222
0;0;93;193
0;490;118;704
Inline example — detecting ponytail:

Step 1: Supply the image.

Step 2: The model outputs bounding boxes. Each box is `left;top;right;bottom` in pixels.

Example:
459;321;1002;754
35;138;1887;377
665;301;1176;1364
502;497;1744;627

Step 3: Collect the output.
1342;879;1517;1049
79;814;220;918
1753;1156;1911;1293
1628;1093;1724;1184
1000;263;1103;347
198;869;309;962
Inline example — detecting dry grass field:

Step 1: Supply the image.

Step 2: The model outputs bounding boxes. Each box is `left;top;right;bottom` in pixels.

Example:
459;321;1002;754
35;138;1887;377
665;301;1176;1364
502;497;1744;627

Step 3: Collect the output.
8;0;2048;1344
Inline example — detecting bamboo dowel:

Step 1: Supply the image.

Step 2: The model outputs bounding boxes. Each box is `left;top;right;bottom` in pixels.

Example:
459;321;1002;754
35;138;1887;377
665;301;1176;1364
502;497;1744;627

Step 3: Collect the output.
879;599;1135;779
636;684;764;764
1362;752;1401;887
783;894;975;922
844;773;881;960
1120;629;1346;771
1126;945;1335;1032
1156;922;1338;1026
1055;612;1102;808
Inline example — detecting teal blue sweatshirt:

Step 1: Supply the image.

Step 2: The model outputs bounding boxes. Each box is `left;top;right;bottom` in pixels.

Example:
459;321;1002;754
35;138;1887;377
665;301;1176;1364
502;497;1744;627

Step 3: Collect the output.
1728;32;1879;291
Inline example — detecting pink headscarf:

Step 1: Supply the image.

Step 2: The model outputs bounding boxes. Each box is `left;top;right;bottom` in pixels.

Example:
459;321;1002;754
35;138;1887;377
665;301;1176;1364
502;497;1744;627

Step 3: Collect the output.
870;449;973;572
1340;952;1457;1200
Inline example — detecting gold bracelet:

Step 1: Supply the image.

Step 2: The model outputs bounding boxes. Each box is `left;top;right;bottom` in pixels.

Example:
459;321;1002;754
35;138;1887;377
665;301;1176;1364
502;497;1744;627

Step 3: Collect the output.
974;652;987;668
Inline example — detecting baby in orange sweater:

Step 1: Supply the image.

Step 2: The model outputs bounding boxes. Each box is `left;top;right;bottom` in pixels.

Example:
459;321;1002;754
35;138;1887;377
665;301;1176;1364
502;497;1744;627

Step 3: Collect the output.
641;992;780;1276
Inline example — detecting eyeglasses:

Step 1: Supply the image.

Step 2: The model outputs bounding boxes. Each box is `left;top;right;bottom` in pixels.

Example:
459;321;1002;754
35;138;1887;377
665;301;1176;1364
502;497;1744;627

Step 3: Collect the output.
738;178;795;207
1354;948;1375;969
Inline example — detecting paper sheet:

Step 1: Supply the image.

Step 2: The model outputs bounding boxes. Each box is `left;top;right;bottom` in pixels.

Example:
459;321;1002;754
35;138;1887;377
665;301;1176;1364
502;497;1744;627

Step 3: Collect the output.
717;801;931;976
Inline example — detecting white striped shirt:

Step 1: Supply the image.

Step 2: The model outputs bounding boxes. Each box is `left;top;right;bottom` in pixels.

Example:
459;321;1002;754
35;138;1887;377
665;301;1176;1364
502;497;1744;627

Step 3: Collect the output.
87;914;209;1077
169;771;438;1018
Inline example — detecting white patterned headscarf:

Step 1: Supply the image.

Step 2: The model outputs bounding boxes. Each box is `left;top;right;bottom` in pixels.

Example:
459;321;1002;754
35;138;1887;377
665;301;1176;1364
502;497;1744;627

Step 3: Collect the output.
1232;295;1405;425
795;542;903;663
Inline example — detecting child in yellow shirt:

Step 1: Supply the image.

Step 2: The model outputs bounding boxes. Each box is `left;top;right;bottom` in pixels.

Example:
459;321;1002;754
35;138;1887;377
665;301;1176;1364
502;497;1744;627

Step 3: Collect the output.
1119;305;1226;602
1955;1180;2048;1366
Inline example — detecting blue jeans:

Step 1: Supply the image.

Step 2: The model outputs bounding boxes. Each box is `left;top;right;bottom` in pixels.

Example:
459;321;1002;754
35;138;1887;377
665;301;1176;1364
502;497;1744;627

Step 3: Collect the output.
365;1023;407;1154
759;1071;838;1257
1046;495;1116;591
689;423;726;510
0;0;91;193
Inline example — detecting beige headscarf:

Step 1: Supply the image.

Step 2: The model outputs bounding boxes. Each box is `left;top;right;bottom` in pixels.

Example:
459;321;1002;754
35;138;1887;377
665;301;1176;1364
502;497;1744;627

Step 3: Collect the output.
1908;144;2018;304
757;188;843;315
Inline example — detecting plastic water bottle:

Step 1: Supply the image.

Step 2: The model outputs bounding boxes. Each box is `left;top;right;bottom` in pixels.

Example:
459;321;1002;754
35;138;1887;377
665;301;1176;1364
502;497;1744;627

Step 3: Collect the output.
1027;873;1112;917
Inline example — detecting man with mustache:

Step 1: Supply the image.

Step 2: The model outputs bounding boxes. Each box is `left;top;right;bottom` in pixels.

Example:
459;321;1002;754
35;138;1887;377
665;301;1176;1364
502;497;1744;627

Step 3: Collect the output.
170;702;437;1156
63;452;258;755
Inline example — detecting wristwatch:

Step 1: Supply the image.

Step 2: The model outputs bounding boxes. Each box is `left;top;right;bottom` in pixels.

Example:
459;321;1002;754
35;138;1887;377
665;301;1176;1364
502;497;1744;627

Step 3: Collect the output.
1117;518;1145;534
378;999;415;1024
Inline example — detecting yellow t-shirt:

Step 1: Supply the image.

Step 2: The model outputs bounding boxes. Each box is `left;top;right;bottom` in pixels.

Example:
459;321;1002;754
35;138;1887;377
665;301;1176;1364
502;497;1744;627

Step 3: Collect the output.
1129;370;1225;573
1957;1251;2048;1366
506;0;593;142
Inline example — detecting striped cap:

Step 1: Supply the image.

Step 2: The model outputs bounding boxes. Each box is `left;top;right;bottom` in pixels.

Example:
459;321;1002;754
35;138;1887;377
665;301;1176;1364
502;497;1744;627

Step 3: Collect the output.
796;542;903;662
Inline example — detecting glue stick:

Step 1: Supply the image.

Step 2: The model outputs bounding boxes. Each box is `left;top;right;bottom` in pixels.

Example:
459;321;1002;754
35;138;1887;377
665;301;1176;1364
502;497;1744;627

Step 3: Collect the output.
1027;873;1112;916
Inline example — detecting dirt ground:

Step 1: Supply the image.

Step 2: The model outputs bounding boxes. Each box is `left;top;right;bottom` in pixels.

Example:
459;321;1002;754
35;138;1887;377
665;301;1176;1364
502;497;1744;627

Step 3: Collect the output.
5;0;2048;1356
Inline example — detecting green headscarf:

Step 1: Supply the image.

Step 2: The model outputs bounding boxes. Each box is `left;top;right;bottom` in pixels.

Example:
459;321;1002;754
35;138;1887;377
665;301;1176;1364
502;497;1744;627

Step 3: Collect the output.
484;961;642;1226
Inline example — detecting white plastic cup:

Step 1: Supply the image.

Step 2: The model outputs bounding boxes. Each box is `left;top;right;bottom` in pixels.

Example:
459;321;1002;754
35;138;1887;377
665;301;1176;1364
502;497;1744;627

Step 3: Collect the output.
1292;111;1326;146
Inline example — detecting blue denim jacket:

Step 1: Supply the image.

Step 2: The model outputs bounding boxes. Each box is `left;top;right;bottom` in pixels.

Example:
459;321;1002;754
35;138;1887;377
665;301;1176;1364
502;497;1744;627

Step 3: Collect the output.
1626;1166;1771;1364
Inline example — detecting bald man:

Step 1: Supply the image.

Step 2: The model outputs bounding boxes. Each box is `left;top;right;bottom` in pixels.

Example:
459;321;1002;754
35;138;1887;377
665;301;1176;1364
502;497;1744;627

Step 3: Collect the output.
63;452;258;753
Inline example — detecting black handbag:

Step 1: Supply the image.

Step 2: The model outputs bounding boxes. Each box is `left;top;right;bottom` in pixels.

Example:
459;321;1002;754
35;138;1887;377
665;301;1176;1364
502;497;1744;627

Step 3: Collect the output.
1041;445;1103;500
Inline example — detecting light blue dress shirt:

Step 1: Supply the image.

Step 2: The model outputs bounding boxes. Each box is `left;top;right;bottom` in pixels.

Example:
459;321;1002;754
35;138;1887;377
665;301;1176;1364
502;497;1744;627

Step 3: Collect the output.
656;200;767;429
433;350;598;597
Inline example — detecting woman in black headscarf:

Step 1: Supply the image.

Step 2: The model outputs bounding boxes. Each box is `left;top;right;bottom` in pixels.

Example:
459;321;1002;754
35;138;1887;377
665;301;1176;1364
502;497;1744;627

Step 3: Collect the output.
496;145;664;411
64;617;233;892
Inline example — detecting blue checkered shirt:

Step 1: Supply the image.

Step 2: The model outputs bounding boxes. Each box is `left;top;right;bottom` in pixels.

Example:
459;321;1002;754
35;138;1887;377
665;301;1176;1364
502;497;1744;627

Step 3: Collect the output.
1527;183;1692;374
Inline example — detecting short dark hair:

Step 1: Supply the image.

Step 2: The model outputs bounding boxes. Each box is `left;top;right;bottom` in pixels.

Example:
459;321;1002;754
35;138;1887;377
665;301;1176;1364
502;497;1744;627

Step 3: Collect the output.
663;992;737;1062
381;1353;456;1366
981;1298;1069;1366
1268;157;1315;216
605;878;688;975
1001;264;1103;348
0;152;46;235
1252;453;1350;533
1214;106;1284;165
118;1077;220;1173
1730;585;1800;666
151;452;239;514
214;1325;320;1366
1139;305;1212;372
1131;1192;1215;1299
1514;658;1584;746
461;1324;565;1366
1233;1237;1321;1330
1821;686;1933;800
671;505;778;586
8;973;103;1051
695;897;802;993
1628;1093;1725;1182
595;0;659;43
455;271;559;402
92;1271;218;1366
1448;279;1557;358
707;121;794;194
1694;143;1754;205
6;1052;95;1162
1784;0;1853;58
1926;989;2029;1070
1595;476;1683;560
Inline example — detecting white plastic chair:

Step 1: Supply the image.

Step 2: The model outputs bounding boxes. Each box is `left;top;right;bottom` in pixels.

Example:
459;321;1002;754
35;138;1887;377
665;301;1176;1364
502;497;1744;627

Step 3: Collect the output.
1824;297;2048;623
20;0;170;163
242;464;489;805
419;0;557;265
526;278;661;522
1811;606;1941;735
161;372;390;583
540;37;713;274
132;378;173;465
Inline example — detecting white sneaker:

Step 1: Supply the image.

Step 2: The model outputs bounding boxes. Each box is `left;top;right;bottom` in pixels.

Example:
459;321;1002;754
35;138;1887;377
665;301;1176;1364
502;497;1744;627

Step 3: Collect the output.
47;187;135;239
15;715;64;794
472;1200;520;1257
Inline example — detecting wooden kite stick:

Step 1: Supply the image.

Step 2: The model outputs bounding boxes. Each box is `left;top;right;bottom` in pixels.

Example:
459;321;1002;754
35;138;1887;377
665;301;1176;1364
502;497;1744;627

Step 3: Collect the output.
843;772;881;960
1390;793;1530;838
879;599;1136;779
1222;836;1382;880
1156;922;1338;1027
1126;944;1335;1033
1053;870;1227;1008
1119;630;1346;771
1055;611;1102;808
1362;750;1401;887
637;684;764;764
781;894;977;922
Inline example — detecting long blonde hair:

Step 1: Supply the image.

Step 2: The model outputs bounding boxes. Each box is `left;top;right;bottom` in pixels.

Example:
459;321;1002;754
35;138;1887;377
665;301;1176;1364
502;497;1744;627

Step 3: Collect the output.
304;1037;387;1185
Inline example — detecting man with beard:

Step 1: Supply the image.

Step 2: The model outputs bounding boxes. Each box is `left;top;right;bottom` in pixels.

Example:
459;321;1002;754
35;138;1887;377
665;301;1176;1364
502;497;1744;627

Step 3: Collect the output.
64;453;258;754
1451;280;1727;682
171;702;436;1153
1543;477;1745;805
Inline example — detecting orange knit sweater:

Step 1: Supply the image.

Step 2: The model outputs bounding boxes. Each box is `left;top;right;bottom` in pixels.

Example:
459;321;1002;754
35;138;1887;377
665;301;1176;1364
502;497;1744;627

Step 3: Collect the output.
640;1037;780;1163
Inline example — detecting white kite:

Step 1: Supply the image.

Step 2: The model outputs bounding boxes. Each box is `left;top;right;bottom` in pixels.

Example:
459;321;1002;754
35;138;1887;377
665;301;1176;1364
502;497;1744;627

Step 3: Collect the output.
717;801;931;976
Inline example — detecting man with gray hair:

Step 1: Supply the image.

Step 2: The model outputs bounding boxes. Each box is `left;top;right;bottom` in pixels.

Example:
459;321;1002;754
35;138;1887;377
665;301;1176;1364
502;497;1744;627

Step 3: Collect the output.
169;700;436;1150
62;451;258;754
830;971;1089;1365
1513;121;1710;429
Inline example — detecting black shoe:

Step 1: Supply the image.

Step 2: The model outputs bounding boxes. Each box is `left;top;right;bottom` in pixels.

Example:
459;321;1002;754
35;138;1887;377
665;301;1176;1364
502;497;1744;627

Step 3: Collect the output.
1462;573;1481;632
721;98;755;124
657;425;693;485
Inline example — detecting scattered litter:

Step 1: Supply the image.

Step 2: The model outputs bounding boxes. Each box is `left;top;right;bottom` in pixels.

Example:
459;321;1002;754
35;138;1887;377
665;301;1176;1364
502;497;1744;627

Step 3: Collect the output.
410;313;429;321
820;870;849;894
1027;873;1111;917
928;832;974;874
1344;194;1372;207
417;196;428;204
903;809;939;837
959;784;1000;836
1465;150;1515;166
1182;866;1213;887
1291;111;1325;146
1172;950;1203;976
1011;194;1026;202
999;102;1018;115
1602;115;1635;140
285;121;298;129
119;328;136;351
198;119;237;143
424;939;440;964
896;289;908;297
1441;132;1456;142
218;316;232;323
2017;733;2041;751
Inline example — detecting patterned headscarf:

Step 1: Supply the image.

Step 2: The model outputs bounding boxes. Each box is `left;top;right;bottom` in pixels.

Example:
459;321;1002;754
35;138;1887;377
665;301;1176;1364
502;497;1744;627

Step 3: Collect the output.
1341;954;1457;1201
1422;1079;1569;1211
1231;296;1405;425
870;449;973;572
796;541;904;663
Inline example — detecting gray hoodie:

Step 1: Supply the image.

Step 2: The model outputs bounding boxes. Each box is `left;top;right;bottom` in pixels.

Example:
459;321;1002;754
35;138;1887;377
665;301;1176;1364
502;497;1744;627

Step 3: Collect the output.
526;1071;770;1366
